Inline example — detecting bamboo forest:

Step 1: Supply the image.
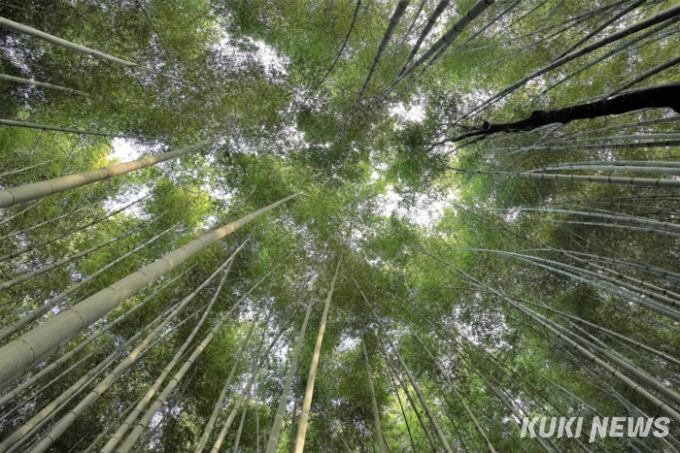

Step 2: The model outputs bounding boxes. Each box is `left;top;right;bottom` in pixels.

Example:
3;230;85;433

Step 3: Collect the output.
2;0;680;451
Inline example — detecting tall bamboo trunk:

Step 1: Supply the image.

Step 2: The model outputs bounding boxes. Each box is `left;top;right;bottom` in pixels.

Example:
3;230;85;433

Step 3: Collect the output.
0;194;298;389
0;118;126;138
193;312;261;452
363;339;387;453
293;257;342;453
0;17;184;82
0;268;189;409
209;326;288;453
100;244;243;452
265;298;314;453
0;73;87;95
0;141;212;208
0;222;176;343
23;256;237;453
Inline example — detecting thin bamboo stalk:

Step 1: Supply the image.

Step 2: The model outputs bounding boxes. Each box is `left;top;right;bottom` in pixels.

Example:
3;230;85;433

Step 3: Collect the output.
363;340;387;453
412;331;496;452
100;244;244;452
293;257;342;453
25;257;237;453
0;140;213;208
0;17;184;82
0;221;176;343
0;228;134;291
356;0;410;103
193;313;261;453
0;119;126;138
0;73;87;95
0;194;106;241
398;0;450;75
606;54;680;99
209;326;288;453
456;4;680;122
0;195;149;263
264;298;314;453
556;0;648;59
449;166;680;189
383;0;495;98
0;158;58;178
358;282;453;453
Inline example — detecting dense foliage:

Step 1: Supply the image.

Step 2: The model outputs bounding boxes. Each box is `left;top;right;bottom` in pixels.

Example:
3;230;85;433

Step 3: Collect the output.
1;0;680;451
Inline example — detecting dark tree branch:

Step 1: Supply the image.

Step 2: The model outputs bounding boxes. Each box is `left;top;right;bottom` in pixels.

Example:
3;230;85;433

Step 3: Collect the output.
445;82;680;144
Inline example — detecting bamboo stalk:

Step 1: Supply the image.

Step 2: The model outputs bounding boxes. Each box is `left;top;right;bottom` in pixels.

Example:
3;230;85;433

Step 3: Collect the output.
0;17;184;82
398;0;450;75
363;339;387;453
264;298;314;453
0;73;87;95
0;221;176;343
0;118;126;138
101;244;244;452
0;194;298;390
294;257;342;453
26;257;236;453
450;166;680;189
0;140;213;208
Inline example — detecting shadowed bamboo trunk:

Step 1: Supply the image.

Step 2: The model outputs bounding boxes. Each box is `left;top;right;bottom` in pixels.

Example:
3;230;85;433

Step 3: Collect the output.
209;326;289;453
0;193;298;390
363;339;387;453
0;268;189;409
357;280;453;453
398;0;450;74
456;4;680;122
0;222;177;343
193;312;261;453
100;243;243;452
355;0;410;104
0;195;149;264
265;298;314;453
383;0;496;99
0;141;213;208
293;257;342;453
23;256;237;453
